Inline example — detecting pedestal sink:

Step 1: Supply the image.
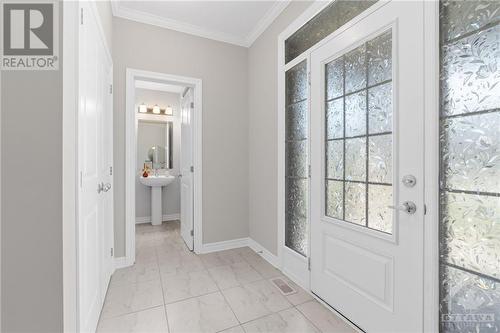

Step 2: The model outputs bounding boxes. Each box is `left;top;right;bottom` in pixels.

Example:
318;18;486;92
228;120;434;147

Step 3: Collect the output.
139;174;175;225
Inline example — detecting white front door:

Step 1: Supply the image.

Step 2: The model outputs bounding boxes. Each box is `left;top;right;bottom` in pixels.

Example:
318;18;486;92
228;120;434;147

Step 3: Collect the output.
310;2;425;332
79;3;114;332
180;88;194;250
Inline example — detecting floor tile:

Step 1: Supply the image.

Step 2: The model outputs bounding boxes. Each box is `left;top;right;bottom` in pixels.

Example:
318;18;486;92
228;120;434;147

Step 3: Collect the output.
218;326;245;333
200;249;245;269
162;270;218;304
244;256;281;279
97;306;168;332
242;308;319;333
158;252;205;275
222;279;292;323
296;301;356;333
208;261;262;290
111;261;160;285
101;279;164;319
166;292;238;333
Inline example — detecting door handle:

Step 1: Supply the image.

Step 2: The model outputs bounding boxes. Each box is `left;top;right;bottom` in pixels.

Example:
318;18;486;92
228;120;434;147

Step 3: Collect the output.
98;182;112;193
103;183;111;192
388;201;416;214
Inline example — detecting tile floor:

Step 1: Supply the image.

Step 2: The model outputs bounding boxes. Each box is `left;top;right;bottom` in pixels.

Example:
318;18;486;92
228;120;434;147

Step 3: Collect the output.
97;221;356;333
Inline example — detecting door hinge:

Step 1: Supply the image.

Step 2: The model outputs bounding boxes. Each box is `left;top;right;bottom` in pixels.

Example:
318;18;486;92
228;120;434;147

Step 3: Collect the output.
110;166;113;176
308;257;311;271
424;204;427;215
109;84;113;94
308;72;311;86
190;166;194;173
308;164;311;178
190;230;194;236
190;102;194;108
110;248;114;257
80;8;84;25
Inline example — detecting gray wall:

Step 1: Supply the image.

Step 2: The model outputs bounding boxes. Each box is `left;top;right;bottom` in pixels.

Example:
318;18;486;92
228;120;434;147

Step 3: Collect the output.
248;1;312;255
135;89;181;219
1;6;64;333
113;17;249;256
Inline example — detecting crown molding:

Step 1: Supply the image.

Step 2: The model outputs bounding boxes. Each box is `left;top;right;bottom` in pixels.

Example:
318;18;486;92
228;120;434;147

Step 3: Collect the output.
111;1;290;48
244;1;290;47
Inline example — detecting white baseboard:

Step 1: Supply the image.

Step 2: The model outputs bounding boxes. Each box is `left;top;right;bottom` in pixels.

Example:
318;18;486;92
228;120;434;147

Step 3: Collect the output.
136;213;180;224
200;237;250;254
247;238;280;268
114;256;133;270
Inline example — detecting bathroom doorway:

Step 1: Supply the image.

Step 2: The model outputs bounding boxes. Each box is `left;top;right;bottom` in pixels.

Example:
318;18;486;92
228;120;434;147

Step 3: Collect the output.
125;69;203;266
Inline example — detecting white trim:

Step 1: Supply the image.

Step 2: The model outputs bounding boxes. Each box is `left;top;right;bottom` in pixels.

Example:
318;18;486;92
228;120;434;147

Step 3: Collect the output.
126;69;203;264
62;2;79;332
247;239;280;269
111;1;289;48
114;256;133;270
423;1;440;332
135;213;181;224
200;238;250;254
244;1;291;46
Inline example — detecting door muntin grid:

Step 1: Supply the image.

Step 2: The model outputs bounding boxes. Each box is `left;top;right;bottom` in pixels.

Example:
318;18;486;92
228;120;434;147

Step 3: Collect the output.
324;29;394;235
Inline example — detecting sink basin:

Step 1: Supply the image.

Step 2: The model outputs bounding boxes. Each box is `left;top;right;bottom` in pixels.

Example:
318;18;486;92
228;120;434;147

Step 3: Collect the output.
140;175;175;187
139;174;175;226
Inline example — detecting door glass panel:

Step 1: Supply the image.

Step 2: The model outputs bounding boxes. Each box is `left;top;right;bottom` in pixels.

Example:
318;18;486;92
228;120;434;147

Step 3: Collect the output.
285;0;377;64
324;29;393;234
285;60;309;256
439;1;500;332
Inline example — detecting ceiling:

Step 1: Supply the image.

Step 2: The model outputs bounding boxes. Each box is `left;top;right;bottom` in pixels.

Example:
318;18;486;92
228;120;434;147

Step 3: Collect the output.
135;80;186;94
111;1;291;47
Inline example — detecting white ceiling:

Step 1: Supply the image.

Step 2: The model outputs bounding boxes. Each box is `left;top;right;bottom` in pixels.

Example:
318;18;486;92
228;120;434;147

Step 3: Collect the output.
111;1;291;47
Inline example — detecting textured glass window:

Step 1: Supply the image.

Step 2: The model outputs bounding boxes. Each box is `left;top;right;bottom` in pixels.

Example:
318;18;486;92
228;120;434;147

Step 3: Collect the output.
439;1;500;332
285;60;308;256
324;30;393;234
285;0;377;64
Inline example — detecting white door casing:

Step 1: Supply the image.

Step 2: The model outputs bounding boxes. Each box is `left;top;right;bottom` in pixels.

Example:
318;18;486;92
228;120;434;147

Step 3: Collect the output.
78;3;114;332
310;2;425;332
180;88;194;250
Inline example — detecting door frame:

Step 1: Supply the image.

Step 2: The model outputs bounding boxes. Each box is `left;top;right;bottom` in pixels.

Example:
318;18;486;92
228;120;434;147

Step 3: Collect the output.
124;69;203;265
62;1;114;331
276;1;440;332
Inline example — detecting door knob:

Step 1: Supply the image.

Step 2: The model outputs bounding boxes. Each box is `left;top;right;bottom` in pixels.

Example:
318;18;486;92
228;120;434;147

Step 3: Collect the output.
388;201;416;214
103;183;111;192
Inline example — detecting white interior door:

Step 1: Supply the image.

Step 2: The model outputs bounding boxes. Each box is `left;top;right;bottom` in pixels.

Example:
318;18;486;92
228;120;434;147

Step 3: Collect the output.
79;3;114;332
310;2;425;332
180;88;194;250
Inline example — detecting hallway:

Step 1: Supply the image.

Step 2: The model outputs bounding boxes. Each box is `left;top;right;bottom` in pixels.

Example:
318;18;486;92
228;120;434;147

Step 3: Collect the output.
97;221;356;333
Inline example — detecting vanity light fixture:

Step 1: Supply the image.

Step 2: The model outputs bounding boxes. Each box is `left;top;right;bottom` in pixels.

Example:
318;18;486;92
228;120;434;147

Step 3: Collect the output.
165;105;174;116
152;104;161;114
139;102;147;113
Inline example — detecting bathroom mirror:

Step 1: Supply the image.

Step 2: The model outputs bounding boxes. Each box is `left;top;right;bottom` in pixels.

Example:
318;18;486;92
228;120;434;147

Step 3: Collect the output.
141;121;173;169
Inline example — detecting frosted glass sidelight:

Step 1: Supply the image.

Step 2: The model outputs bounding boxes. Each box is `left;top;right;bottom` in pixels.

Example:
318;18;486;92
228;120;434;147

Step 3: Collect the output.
284;1;377;64
324;30;393;235
285;60;309;257
286;61;308;105
439;1;500;331
441;192;500;279
285;178;308;256
286;100;308;141
441;26;500;117
441;112;500;193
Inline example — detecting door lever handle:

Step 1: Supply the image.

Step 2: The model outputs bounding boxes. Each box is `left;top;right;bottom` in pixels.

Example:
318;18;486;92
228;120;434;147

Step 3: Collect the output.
388;201;416;214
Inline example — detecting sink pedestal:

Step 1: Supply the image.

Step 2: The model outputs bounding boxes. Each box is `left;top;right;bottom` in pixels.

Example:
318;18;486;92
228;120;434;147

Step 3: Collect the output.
151;186;162;226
